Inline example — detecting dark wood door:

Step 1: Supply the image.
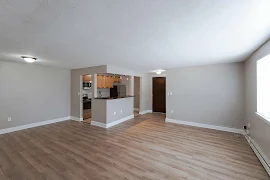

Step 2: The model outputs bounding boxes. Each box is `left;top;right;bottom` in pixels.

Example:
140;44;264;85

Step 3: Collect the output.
153;77;166;113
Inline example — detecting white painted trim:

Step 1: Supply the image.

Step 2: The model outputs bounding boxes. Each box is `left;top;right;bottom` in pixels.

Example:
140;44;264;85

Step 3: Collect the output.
165;118;244;134
245;135;270;176
107;115;134;128
134;108;140;111
0;116;71;135
139;110;152;115
91;121;107;128
255;112;270;126
71;116;83;122
91;115;134;128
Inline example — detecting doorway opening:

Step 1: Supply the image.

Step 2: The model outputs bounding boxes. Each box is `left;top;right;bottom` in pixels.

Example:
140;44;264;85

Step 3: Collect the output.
152;77;166;113
82;74;92;124
134;76;140;116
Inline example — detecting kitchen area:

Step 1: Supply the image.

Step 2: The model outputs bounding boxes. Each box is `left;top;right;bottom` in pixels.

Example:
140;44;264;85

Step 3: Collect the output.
82;73;132;124
82;75;92;123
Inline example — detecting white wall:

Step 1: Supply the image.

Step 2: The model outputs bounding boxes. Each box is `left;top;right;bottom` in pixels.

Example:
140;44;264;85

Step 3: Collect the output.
92;98;134;124
166;62;245;129
106;97;134;123
140;73;150;112
244;39;270;161
0;61;70;130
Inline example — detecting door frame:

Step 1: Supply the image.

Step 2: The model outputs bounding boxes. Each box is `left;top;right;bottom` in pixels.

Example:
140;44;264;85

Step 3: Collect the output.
133;76;141;115
152;77;166;113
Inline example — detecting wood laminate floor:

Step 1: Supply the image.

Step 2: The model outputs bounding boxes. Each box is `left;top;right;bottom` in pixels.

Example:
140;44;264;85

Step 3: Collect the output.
0;113;269;180
83;118;91;124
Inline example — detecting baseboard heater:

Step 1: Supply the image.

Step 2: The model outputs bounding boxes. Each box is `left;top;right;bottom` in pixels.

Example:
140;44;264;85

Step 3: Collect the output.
247;136;270;176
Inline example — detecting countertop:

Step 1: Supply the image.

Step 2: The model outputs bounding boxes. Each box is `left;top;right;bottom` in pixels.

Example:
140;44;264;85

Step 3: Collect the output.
94;96;135;100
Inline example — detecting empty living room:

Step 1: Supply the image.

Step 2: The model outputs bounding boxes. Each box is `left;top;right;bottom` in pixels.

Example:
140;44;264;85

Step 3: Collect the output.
1;1;270;179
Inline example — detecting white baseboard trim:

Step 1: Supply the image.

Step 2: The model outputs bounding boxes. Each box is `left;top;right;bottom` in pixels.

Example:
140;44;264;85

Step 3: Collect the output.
91;121;107;128
71;116;83;122
107;115;134;128
165;118;244;134
91;115;134;128
134;108;140;111
139;110;152;115
245;136;270;176
0;116;71;135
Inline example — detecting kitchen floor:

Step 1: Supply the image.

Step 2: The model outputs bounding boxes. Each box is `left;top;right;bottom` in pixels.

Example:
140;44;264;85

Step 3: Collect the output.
83;118;91;124
83;109;91;124
134;110;140;116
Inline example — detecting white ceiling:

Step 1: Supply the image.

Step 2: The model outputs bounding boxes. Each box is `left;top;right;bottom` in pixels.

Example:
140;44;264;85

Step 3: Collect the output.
0;0;270;72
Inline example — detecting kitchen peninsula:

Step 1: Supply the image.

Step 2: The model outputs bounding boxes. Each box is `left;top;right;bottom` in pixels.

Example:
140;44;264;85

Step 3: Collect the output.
94;95;134;100
91;74;135;128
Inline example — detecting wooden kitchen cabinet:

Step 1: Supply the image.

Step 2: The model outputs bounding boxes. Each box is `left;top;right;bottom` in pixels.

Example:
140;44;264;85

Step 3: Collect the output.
104;76;109;88
105;76;113;88
97;75;119;88
97;75;101;88
113;76;121;83
83;75;91;82
97;75;105;88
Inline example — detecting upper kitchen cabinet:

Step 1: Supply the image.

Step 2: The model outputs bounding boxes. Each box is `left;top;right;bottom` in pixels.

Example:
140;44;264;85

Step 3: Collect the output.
105;76;110;88
97;75;121;88
105;76;114;88
83;75;92;82
97;75;105;88
114;76;121;83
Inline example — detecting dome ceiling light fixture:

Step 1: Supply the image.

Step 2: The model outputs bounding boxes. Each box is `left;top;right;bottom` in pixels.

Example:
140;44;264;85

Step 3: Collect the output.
156;70;162;74
154;69;166;74
21;56;37;63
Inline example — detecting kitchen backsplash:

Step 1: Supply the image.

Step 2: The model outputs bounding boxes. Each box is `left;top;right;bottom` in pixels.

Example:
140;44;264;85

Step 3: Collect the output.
97;88;110;97
82;89;92;98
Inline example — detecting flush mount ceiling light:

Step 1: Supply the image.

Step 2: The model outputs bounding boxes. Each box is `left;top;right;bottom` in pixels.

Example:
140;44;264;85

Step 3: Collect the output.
21;56;37;63
155;69;165;74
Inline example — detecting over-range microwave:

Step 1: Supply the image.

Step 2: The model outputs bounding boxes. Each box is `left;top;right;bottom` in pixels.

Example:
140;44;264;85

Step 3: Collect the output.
83;82;92;89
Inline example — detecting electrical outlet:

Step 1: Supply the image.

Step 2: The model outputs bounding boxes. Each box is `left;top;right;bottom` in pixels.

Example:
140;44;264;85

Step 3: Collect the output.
171;110;174;114
120;110;123;114
114;112;116;115
8;117;11;122
247;123;251;129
